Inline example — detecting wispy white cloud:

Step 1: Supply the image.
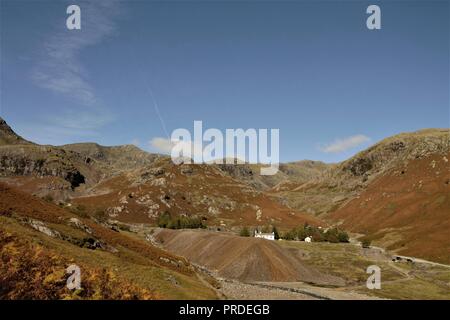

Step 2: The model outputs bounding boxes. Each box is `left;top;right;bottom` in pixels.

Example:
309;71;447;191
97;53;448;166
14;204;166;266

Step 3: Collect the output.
32;1;121;106
150;137;176;154
149;137;252;163
149;137;204;159
27;1;123;145
319;134;371;153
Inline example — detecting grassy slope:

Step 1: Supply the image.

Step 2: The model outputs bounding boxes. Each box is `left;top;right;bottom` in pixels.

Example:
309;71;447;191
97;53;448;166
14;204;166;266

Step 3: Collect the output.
277;240;450;300
0;182;217;300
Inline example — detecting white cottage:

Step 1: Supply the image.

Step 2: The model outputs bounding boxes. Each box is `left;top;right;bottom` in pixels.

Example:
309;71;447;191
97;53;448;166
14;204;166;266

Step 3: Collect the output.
254;230;275;241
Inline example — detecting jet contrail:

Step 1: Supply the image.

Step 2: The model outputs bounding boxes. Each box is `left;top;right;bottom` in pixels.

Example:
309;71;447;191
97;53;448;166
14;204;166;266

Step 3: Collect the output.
129;44;170;140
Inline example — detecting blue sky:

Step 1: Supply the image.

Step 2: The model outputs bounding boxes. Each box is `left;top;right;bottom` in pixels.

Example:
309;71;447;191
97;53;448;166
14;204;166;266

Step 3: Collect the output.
1;0;448;163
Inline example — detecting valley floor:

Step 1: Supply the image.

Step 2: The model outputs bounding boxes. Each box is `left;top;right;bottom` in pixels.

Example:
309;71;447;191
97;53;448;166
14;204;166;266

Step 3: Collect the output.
142;228;450;300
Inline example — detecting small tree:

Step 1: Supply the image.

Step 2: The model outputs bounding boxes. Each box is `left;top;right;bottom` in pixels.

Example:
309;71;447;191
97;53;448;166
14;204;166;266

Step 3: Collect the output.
272;226;280;240
240;226;251;237
309;226;325;242
324;228;340;243
338;230;349;243
361;239;371;248
282;230;296;240
296;226;307;241
157;212;171;228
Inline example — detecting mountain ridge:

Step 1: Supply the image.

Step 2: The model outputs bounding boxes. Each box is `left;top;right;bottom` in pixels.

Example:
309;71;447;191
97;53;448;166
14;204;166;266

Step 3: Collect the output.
0;117;448;263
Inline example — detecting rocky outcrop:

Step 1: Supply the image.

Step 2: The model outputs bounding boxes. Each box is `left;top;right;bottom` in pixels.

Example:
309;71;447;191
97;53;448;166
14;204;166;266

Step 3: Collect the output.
60;143;160;173
0;147;85;189
271;128;449;217
0;117;32;145
335;128;449;188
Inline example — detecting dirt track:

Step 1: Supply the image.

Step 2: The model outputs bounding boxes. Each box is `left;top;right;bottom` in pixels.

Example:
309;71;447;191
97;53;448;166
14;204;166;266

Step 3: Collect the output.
218;280;320;300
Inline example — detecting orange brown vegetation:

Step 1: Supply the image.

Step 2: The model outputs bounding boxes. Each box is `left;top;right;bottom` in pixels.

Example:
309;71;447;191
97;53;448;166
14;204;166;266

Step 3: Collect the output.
329;153;450;264
71;158;323;228
0;182;221;299
0;230;158;300
0;182;194;276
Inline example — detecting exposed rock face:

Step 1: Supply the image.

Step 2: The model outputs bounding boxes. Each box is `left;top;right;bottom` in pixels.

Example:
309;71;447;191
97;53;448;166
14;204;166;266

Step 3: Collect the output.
217;160;329;190
218;163;254;178
0;118;161;191
68;217;92;234
335;129;449;187
60;143;161;172
27;219;60;238
0;146;85;189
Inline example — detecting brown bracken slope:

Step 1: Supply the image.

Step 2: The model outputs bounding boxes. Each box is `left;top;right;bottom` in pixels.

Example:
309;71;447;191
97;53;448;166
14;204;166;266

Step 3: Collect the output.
329;153;450;264
0;182;218;299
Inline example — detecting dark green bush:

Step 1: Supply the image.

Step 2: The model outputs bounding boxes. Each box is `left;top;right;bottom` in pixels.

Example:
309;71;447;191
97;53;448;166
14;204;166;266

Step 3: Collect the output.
272;226;280;240
239;226;251;237
281;224;350;243
157;212;206;229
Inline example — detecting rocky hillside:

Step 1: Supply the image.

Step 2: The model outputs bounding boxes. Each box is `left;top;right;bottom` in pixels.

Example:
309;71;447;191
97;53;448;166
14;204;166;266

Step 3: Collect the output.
0;144;88;189
271;129;449;216
71;156;322;229
1;117;448;264
329;151;449;264
269;128;450;264
0;118;160;195
61;143;161;173
0;182;218;299
0;117;320;229
217;160;329;190
0;117;32;145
